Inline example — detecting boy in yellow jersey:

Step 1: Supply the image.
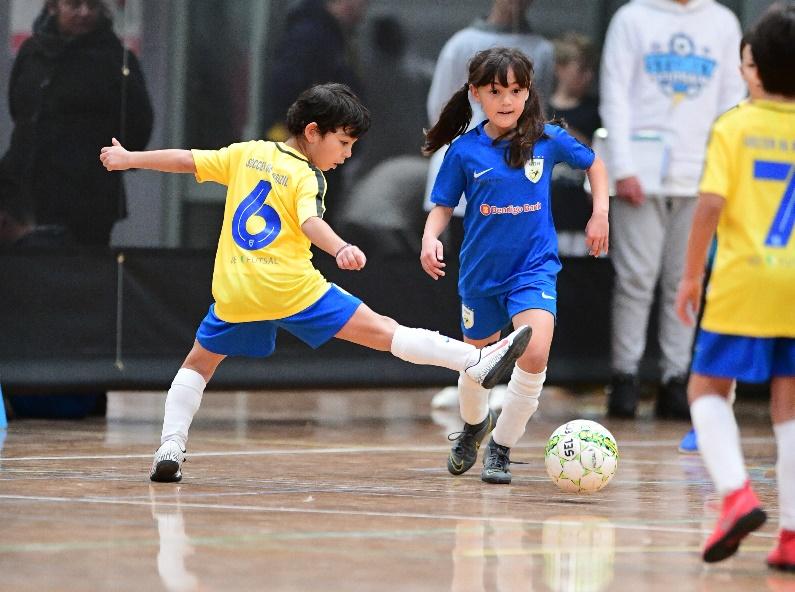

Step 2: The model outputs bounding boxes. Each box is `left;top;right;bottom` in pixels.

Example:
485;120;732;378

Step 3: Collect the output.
99;83;531;483
675;2;795;569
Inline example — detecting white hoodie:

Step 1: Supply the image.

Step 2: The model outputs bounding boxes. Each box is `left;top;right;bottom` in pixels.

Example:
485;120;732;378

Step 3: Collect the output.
599;0;745;196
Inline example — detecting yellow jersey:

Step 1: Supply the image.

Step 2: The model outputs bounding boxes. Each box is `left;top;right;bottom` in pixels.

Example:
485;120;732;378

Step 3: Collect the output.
192;141;330;322
699;100;795;337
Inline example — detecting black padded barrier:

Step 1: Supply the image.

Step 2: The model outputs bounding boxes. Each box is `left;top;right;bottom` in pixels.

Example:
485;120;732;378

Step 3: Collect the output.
0;248;618;391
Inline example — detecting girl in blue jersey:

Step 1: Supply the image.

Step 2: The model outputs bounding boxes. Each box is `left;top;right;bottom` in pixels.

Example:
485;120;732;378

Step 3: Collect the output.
421;47;610;484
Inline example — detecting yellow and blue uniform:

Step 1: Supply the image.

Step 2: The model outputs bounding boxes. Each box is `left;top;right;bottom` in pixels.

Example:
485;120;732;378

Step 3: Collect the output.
692;100;795;381
191;141;361;356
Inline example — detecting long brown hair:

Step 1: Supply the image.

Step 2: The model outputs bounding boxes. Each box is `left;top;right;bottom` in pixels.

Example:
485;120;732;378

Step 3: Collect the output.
422;47;545;168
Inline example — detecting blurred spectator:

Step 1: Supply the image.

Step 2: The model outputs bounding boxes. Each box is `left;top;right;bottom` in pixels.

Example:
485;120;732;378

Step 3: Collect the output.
599;0;746;419
1;0;153;247
338;155;430;257
0;168;102;419
424;0;555;411
263;0;369;225
548;32;601;257
357;14;433;173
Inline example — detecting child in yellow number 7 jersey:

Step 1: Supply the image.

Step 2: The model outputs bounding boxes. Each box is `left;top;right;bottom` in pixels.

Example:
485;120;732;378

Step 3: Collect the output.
674;2;795;571
100;82;531;483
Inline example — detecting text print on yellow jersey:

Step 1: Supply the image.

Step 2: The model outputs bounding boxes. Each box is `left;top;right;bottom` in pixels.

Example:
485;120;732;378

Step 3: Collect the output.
232;180;282;250
754;160;795;247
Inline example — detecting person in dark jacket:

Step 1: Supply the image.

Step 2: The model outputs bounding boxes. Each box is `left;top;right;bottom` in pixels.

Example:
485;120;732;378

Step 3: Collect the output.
2;0;153;246
263;0;368;226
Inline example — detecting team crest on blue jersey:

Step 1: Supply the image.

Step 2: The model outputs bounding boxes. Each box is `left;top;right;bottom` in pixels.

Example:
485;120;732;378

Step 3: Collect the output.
462;304;474;330
524;156;544;183
644;33;716;102
524;157;544;183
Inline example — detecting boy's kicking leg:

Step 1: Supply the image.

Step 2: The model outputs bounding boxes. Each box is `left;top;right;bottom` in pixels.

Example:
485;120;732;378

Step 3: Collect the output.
767;376;795;572
689;373;767;562
334;303;531;390
151;341;225;483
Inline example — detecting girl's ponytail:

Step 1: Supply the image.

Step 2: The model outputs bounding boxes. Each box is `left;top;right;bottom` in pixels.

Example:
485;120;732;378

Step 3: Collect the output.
422;84;472;155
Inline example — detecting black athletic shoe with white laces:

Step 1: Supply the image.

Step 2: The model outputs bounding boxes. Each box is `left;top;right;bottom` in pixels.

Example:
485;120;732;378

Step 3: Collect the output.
150;440;186;483
481;437;513;484
447;409;497;475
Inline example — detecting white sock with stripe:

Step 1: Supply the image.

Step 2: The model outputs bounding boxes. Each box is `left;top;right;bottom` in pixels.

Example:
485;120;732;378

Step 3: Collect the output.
160;368;206;450
691;395;747;496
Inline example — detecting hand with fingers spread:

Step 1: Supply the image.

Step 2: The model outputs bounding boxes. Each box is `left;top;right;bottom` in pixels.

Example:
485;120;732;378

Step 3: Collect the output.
99;137;131;171
420;234;446;280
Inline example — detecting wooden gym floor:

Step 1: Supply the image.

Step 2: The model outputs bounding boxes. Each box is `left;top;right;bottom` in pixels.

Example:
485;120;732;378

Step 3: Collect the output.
0;386;791;592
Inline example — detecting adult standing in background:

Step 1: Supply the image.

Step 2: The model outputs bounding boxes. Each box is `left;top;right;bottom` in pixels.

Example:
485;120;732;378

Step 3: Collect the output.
2;0;153;246
600;0;745;419
263;0;369;225
425;0;554;412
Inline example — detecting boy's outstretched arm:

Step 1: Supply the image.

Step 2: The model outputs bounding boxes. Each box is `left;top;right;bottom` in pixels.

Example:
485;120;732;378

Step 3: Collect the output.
675;192;725;326
100;138;197;174
301;216;366;271
584;156;610;257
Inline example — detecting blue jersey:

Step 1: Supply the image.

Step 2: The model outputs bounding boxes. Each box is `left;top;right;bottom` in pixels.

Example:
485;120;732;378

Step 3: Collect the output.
431;122;595;298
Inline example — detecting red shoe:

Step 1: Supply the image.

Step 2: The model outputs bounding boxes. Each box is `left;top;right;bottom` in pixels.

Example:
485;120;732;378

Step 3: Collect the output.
768;530;795;572
703;480;767;563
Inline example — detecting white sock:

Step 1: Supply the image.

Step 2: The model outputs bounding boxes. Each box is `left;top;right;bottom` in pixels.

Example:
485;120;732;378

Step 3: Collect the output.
160;368;206;449
691;395;747;496
457;371;489;425
492;366;545;448
390;326;474;372
774;420;795;531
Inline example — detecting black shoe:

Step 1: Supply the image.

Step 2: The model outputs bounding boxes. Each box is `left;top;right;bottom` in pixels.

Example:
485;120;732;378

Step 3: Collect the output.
656;375;691;420
606;373;639;418
447;409;497;475
481;437;512;484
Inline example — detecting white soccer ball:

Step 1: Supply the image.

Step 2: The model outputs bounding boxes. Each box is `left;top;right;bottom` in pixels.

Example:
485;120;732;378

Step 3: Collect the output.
544;419;619;493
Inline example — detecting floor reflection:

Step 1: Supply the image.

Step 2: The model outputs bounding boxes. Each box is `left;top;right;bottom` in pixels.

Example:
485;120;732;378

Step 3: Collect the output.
447;514;615;592
541;516;615;592
149;486;201;592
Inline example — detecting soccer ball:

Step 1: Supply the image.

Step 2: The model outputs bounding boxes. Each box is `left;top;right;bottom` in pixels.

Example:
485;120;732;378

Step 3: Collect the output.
544;419;619;493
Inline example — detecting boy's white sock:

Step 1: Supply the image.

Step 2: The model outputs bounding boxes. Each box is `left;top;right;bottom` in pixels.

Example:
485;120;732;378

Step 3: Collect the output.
457;371;490;425
160;368;206;449
691;395;747;496
390;326;473;371
774;420;795;530
492;366;545;448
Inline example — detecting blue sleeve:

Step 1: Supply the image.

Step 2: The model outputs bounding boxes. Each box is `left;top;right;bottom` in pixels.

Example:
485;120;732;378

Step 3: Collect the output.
551;125;595;170
430;144;467;207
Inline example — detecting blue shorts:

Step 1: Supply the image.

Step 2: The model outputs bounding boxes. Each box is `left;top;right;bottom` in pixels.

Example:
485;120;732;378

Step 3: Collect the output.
460;280;557;340
691;329;795;383
196;284;362;357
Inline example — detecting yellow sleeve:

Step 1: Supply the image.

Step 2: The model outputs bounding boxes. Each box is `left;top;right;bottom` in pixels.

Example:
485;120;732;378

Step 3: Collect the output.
191;146;232;185
295;169;327;225
698;122;731;199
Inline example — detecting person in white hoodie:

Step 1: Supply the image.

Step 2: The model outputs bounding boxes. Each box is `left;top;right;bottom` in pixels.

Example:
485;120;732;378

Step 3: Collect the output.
599;0;746;420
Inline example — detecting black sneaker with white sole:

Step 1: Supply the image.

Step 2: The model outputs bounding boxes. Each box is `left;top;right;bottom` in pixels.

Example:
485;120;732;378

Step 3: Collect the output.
447;409;497;475
481;437;513;484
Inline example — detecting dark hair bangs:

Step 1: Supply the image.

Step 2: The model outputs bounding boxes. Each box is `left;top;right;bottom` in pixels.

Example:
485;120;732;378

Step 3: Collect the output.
469;49;533;89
